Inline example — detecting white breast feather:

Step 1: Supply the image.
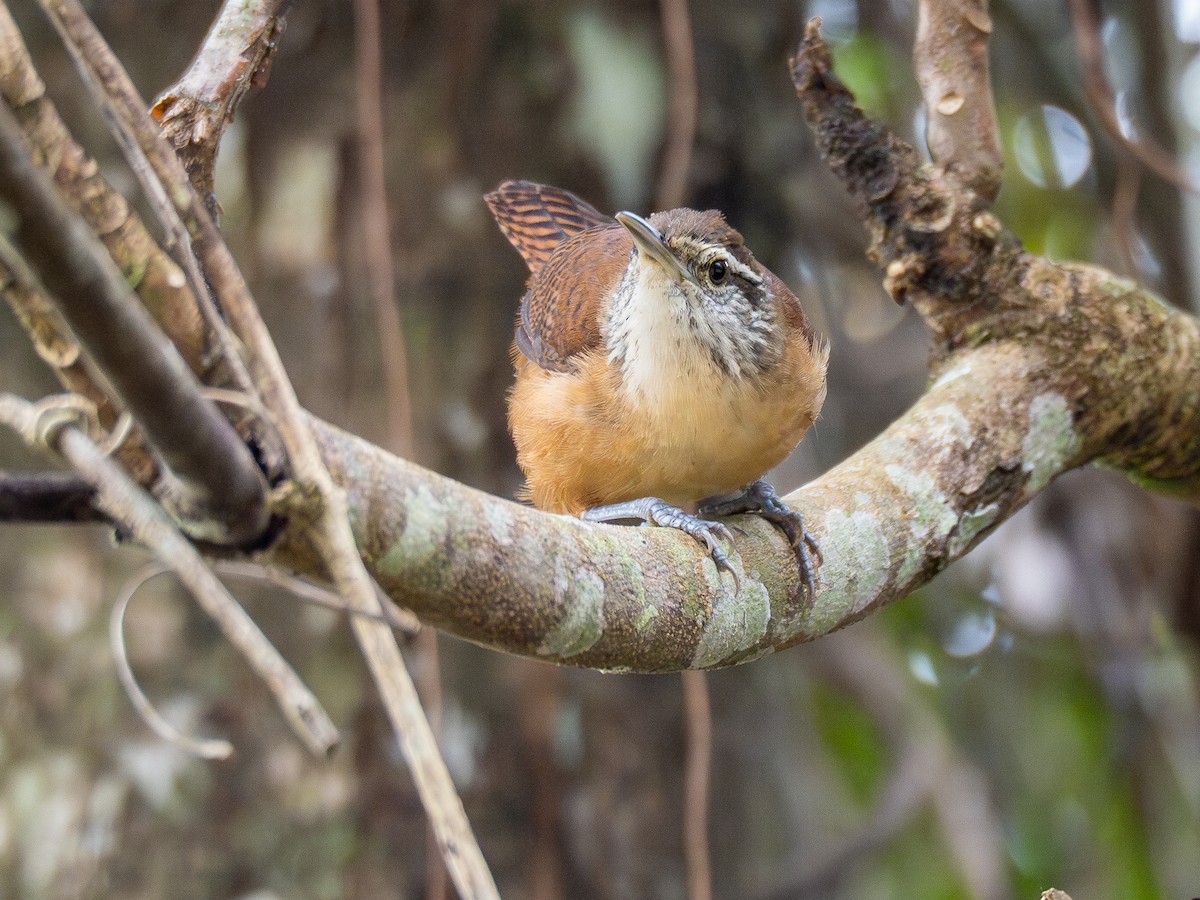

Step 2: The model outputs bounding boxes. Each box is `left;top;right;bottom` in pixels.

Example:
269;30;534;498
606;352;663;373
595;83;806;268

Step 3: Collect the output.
603;264;766;450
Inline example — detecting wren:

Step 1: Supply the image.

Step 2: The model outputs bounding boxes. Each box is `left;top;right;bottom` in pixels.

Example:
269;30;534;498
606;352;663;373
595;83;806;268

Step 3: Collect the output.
486;180;828;591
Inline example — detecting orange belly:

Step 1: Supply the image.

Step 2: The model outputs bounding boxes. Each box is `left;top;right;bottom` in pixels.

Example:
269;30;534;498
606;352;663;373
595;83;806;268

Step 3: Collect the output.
509;336;827;515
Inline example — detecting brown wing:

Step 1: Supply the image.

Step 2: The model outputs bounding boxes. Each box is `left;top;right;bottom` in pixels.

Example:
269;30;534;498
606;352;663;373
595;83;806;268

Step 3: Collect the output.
515;224;632;372
485;180;614;276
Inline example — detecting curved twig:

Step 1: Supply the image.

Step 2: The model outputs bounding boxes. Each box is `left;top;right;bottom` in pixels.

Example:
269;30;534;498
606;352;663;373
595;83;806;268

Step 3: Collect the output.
1066;0;1200;196
111;564;234;760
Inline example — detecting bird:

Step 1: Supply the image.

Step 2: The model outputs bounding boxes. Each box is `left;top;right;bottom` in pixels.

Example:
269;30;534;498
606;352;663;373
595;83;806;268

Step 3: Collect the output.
485;179;828;592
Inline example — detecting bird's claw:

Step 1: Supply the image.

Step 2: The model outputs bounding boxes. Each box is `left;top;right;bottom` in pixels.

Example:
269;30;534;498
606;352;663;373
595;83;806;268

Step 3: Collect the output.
699;480;821;602
582;497;741;591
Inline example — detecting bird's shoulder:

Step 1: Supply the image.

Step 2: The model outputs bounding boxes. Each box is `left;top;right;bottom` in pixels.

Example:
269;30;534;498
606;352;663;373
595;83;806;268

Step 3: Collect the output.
516;224;632;373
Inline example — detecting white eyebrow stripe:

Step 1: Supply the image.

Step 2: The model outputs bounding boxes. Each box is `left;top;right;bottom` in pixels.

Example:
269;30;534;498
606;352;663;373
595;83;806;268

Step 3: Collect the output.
727;257;762;284
671;236;765;285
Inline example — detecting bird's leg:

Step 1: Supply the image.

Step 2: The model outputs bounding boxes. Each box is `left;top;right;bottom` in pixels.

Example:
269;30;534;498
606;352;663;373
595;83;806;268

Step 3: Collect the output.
582;497;740;589
698;480;821;600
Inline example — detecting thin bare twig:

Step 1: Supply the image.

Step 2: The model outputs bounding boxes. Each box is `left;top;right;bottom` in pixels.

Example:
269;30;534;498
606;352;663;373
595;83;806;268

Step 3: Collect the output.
0;99;269;545
215;559;422;634
0;393;339;758
516;662;566;900
0;233;113;416
351;0;415;460
37;3;498;893
913;0;1002;199
681;669;713;900
417;623;448;900
1111;152;1141;277
0;229;165;489
656;0;698;211
0;4;257;409
36;0;257;359
349;3;443;895
151;0;292;215
1066;0;1200;195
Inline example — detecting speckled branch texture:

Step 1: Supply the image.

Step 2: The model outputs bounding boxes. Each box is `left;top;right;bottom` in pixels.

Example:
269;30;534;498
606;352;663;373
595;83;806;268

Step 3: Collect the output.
263;21;1200;673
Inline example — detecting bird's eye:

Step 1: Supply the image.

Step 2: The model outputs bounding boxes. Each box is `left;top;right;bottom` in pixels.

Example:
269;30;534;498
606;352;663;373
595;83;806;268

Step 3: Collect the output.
708;259;728;284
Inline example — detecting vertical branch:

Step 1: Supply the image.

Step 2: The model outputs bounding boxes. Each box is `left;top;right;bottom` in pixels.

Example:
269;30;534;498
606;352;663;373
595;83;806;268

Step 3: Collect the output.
349;2;444;898
913;0;1002;199
351;0;414;459
655;0;698;211
1111;153;1142;277
518;662;566;900
681;668;713;900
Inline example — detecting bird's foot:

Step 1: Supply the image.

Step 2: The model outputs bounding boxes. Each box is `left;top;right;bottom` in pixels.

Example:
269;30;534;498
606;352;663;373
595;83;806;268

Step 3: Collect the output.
699;480;821;601
582;497;740;590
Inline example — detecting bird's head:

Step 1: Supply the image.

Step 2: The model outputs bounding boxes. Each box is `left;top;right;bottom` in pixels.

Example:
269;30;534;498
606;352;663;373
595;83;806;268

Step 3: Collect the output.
613;208;790;379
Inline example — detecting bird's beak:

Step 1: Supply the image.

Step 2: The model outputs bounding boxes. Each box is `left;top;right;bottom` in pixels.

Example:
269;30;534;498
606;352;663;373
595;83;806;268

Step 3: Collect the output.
616;211;699;286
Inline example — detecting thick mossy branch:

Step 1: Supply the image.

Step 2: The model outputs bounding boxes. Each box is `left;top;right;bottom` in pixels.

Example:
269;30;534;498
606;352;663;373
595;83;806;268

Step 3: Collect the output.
257;26;1200;672
285;291;1180;673
289;274;1197;672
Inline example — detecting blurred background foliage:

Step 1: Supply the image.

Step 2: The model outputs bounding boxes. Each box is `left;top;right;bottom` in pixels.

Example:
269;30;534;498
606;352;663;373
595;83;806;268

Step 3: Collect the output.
0;0;1198;897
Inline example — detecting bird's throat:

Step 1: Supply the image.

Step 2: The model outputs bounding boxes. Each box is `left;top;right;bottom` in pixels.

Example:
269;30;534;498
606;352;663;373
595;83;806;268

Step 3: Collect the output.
602;260;775;411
